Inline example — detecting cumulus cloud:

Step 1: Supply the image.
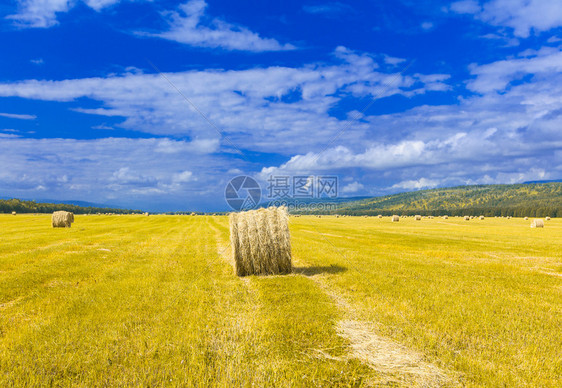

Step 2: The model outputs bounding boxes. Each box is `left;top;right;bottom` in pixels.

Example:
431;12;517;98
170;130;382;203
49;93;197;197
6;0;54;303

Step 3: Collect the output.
450;0;562;38
341;181;364;194
6;0;122;28
0;48;448;154
260;45;562;191
148;0;295;51
0;136;242;210
392;178;439;190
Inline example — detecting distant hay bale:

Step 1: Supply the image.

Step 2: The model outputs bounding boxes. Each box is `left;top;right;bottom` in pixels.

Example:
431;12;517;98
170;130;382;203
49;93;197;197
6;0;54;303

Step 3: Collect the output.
229;206;292;276
144;212;149;216
479;216;484;220
524;217;528;220
52;211;74;228
415;215;421;220
507;216;511;219
378;214;382;218
545;216;551;221
363;215;368;218
530;219;544;228
464;216;470;221
11;211;16;216
391;215;399;222
443;215;448;219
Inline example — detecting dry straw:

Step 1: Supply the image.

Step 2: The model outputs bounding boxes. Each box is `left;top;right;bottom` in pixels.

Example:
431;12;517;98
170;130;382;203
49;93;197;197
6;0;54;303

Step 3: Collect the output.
11;211;16;216
479;216;484;220
52;211;74;228
378;215;382;218
229;206;292;276
524;217;528;220
464;216;470;221
530;219;544;228
392;215;399;222
443;215;448;219
545;216;551;221
415;215;422;220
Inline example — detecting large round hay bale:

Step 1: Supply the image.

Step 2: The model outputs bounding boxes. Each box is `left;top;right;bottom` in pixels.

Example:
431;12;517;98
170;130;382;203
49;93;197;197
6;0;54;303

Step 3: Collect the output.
415;215;421;220
392;215;399;222
545;216;551;221
229;206;292;276
479;216;484;220
52;211;74;228
11;211;16;215
378;214;382;218
464;216;470;221
524;217;528;220
530;219;544;228
443;215;448;219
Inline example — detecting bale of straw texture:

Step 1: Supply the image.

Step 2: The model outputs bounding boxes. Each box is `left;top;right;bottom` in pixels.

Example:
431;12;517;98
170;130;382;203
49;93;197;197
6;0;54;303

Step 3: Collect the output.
464;216;470;221
546;216;551;220
530;219;544;228
391;215;399;222
479;216;485;220
415;215;422;220
443;215;448;219
524;217;528;220
378;215;382;218
144;212;149;216
11;211;16;215
229;206;292;276
52;211;74;228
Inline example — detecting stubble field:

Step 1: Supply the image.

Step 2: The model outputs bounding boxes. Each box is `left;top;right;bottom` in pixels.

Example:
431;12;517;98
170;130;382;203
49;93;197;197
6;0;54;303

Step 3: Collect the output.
0;214;560;386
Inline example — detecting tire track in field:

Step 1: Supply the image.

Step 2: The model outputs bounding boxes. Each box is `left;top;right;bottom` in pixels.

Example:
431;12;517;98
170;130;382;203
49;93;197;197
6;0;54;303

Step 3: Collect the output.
215;215;454;386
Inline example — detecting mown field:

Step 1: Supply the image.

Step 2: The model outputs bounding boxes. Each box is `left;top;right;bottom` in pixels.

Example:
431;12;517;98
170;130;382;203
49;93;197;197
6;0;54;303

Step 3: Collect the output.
0;214;560;387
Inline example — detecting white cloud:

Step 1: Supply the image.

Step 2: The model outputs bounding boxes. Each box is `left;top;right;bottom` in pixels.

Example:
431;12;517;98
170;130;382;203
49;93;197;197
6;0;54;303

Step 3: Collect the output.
0;136;232;210
341;181;364;194
421;21;434;30
6;0;123;28
0;112;37;120
468;46;562;93
7;0;72;28
451;0;562;38
259;47;562;190
149;0;295;51
0;48;448;155
392;178;439;190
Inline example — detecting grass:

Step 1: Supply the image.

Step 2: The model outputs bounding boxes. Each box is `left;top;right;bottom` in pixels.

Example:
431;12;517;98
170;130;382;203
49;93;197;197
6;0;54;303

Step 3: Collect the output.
1;214;561;386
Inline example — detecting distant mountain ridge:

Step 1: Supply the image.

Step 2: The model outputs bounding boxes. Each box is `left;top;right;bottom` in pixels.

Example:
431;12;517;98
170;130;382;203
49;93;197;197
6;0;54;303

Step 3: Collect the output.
296;182;562;217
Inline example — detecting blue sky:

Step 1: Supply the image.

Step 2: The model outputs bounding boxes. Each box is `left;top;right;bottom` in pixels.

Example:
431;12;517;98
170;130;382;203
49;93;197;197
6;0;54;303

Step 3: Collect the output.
0;0;561;211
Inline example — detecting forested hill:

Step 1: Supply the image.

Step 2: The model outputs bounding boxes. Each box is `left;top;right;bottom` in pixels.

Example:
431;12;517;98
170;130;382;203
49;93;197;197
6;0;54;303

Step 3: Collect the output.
320;183;562;217
0;198;140;215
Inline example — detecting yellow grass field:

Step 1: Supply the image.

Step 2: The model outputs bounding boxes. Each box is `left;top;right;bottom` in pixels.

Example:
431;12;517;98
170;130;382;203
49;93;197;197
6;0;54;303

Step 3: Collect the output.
1;214;561;386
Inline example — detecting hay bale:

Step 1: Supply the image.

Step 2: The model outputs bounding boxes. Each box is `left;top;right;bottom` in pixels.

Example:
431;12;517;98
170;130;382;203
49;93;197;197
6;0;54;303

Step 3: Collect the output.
378;214;382;218
442;215;448;219
52;211;74;228
524;217;528;220
11;211;16;215
391;215;399;222
545;216;551;221
479;216;484;220
415;215;421;220
144;212;149;216
530;219;544;228
464;216;470;221
229;206;292;276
